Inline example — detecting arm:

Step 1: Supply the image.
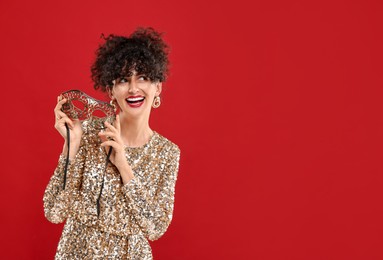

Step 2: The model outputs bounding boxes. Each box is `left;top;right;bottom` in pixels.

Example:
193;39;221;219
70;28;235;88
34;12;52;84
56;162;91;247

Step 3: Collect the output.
122;144;181;241
43;131;87;224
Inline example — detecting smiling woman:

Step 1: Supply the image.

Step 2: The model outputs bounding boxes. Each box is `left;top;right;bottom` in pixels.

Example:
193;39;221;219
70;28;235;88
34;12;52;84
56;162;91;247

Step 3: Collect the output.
43;27;181;259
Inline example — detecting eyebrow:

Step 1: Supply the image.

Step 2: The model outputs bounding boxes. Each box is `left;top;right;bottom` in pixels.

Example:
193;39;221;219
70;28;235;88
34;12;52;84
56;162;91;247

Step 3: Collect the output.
118;73;148;80
123;70;147;76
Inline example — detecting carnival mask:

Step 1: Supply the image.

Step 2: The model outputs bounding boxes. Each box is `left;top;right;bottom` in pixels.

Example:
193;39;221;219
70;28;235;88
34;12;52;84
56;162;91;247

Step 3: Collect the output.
60;89;116;129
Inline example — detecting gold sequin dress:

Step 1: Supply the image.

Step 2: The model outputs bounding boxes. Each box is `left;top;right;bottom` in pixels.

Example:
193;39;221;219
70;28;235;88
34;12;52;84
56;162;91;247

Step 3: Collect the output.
43;120;181;259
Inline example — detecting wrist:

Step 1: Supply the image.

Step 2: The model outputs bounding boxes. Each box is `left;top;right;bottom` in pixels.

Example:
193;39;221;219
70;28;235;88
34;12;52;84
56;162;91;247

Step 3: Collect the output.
117;162;135;185
69;144;80;160
62;141;80;160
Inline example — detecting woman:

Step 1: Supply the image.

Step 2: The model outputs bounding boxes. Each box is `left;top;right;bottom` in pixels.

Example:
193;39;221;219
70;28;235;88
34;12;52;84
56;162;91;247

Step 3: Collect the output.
43;27;181;259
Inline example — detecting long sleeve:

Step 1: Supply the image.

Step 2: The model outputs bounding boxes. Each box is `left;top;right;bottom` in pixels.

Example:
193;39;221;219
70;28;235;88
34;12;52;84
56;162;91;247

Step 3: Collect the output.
43;133;87;224
122;144;181;241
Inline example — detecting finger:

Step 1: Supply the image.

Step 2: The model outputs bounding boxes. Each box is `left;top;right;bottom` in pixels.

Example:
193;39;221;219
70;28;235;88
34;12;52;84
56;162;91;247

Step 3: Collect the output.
57;97;67;105
54;98;67;110
101;144;111;156
98;131;117;140
104;121;118;133
105;146;111;156
115;114;121;132
56;117;74;129
100;126;124;144
55;110;68;120
100;140;120;150
99;133;108;143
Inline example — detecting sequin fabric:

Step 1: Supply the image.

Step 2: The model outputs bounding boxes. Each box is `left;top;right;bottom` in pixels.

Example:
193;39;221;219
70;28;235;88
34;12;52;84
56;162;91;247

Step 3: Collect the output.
43;120;181;259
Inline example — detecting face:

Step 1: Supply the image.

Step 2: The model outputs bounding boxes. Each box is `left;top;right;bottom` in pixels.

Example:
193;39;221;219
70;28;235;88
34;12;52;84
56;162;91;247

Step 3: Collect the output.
110;70;162;119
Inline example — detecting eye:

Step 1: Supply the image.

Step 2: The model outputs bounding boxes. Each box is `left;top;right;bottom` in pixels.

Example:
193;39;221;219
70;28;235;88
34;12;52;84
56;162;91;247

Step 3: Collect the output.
137;75;149;81
118;77;128;83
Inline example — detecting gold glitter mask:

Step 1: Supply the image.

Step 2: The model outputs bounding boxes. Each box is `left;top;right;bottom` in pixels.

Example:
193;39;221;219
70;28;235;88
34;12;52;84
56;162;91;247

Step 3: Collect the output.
60;89;116;129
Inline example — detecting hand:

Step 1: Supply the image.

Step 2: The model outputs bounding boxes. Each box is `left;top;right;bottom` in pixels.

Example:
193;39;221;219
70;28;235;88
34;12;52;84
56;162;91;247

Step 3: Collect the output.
54;96;83;144
98;115;130;171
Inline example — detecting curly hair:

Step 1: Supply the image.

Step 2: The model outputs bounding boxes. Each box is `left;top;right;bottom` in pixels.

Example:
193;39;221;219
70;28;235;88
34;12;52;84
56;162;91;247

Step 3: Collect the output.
91;27;169;92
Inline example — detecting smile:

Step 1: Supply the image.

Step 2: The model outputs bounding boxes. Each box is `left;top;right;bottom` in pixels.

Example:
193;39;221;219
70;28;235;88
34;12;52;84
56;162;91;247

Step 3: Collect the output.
126;97;145;108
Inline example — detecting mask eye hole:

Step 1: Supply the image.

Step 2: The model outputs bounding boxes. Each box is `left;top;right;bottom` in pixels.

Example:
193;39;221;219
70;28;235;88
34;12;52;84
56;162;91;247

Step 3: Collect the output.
70;99;87;120
71;99;86;112
92;109;108;119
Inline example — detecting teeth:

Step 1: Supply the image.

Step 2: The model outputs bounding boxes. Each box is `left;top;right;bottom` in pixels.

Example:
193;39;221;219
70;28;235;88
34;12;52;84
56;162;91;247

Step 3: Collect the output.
127;97;145;102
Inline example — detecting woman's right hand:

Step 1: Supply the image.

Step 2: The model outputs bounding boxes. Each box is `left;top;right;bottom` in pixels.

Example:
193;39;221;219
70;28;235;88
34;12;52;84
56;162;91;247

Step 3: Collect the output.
54;96;83;157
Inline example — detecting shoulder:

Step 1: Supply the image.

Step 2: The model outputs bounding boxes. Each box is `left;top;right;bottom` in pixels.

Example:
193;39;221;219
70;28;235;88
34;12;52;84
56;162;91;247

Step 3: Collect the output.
154;132;181;177
154;132;181;158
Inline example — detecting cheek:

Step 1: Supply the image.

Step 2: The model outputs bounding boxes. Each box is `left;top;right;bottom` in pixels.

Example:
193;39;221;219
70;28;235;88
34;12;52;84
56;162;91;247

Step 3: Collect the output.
113;88;126;99
140;86;150;95
114;94;125;106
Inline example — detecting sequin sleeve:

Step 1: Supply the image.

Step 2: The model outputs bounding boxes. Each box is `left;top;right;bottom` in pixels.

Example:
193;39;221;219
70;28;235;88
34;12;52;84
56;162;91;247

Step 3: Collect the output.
122;144;181;241
43;132;88;224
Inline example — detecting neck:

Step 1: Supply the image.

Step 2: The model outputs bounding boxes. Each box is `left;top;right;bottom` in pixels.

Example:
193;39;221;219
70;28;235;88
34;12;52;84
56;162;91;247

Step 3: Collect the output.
118;112;154;147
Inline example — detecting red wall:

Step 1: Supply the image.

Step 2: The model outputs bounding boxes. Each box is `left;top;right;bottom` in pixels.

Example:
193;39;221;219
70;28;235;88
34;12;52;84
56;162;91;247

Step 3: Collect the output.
1;0;382;259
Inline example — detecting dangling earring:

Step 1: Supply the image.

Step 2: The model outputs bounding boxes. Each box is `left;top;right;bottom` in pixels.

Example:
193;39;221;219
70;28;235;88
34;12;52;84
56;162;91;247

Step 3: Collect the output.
110;99;117;113
152;96;161;108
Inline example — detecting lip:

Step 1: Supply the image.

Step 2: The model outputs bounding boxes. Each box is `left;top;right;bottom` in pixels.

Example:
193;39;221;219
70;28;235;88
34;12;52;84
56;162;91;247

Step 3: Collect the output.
126;96;145;108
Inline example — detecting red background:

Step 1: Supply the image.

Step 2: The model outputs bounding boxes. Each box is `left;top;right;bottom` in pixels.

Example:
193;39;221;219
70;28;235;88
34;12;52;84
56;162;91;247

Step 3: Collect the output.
0;0;382;259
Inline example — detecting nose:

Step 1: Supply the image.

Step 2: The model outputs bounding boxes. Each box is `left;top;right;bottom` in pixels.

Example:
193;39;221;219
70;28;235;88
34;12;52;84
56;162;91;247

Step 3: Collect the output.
128;81;139;93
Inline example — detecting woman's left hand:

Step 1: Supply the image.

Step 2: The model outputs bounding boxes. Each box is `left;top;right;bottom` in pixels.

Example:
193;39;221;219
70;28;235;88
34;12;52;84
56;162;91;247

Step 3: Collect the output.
98;114;129;171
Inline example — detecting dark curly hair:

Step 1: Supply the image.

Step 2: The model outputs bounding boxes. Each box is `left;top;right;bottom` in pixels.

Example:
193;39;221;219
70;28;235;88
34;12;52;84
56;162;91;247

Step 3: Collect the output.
91;27;169;92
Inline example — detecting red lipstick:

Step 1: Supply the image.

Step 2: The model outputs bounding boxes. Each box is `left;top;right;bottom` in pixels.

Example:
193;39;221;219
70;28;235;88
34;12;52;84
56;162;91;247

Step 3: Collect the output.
126;96;145;108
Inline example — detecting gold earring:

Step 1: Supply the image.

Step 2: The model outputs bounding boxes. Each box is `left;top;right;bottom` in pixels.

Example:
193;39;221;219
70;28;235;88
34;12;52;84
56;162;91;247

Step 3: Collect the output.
110;99;117;113
152;96;161;108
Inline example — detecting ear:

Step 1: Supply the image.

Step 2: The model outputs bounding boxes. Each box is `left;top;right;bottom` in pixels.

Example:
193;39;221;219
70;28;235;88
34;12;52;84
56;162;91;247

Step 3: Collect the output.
107;87;114;99
156;82;162;96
